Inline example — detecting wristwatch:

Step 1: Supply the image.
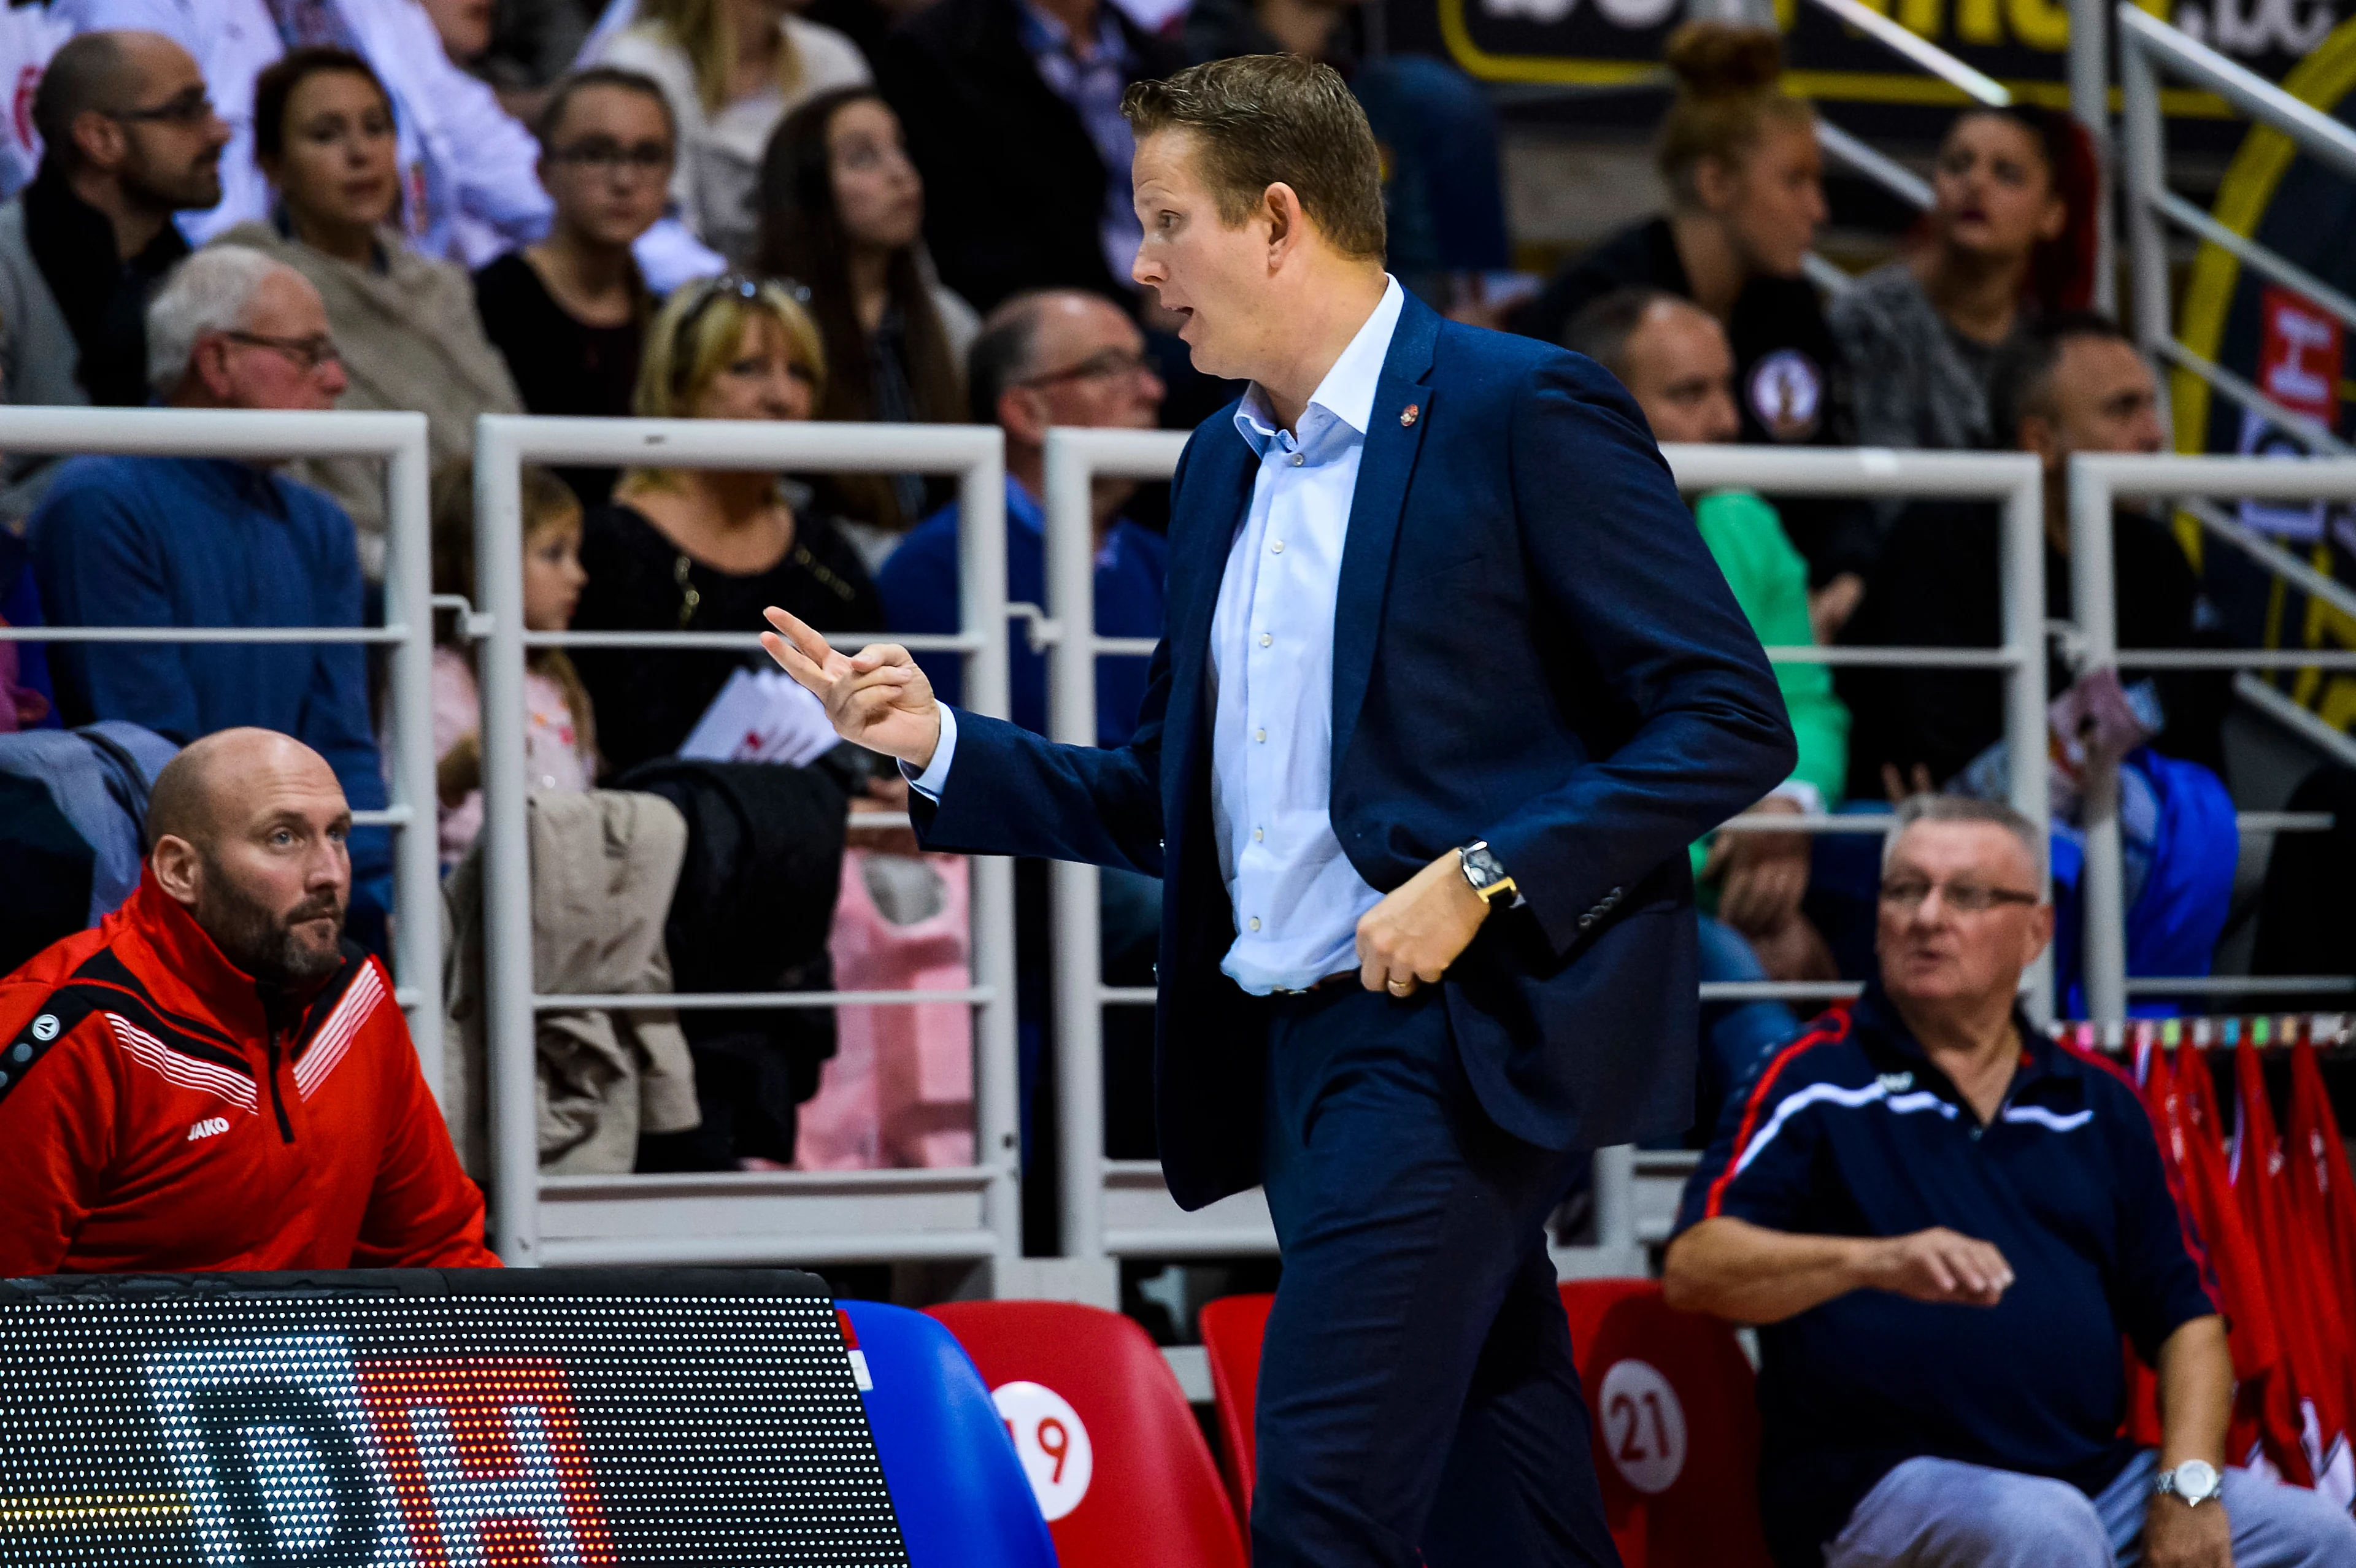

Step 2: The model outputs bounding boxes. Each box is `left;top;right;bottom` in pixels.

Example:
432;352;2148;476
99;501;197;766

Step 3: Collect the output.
1458;840;1518;906
2155;1459;2223;1508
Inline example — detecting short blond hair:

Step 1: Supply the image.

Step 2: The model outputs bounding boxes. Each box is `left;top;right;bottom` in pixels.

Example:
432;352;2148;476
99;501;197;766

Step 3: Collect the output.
1122;55;1386;263
633;275;826;419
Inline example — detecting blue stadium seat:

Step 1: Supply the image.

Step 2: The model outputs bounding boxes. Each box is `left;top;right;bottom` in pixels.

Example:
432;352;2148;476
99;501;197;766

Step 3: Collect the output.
837;1298;1059;1568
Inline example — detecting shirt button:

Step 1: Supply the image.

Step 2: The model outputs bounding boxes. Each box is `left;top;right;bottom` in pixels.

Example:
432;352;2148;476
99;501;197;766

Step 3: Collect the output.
1253;827;1265;842
1249;917;1262;931
1255;728;1266;743
1271;540;1284;553
1259;633;1272;647
1290;453;1304;467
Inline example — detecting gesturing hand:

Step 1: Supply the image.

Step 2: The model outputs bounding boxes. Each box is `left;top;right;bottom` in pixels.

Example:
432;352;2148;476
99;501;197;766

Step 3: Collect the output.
1355;850;1490;996
760;606;942;769
1865;1227;2015;1307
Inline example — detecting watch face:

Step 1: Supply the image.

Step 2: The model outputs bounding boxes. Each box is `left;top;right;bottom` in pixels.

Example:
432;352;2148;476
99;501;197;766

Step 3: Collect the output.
2172;1461;2220;1501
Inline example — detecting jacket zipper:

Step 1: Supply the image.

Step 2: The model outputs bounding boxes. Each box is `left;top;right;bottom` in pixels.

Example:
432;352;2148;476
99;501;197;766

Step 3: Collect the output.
264;1028;295;1145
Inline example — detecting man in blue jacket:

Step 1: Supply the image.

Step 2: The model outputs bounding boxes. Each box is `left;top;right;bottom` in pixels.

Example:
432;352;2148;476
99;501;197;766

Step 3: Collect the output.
31;245;391;942
765;55;1793;1567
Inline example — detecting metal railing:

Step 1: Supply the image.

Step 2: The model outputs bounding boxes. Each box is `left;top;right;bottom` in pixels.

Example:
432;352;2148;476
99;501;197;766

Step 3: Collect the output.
0;408;440;1091
2117;2;2356;454
1039;432;2048;1280
2066;452;2356;1017
472;416;1020;1270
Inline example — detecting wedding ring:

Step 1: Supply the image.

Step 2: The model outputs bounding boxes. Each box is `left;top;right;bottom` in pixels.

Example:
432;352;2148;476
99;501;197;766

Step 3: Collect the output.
1385;977;1415;996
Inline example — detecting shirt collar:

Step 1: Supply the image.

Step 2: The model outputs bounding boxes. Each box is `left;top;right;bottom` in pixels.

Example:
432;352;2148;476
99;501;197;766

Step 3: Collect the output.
1850;981;2077;1100
1233;275;1406;462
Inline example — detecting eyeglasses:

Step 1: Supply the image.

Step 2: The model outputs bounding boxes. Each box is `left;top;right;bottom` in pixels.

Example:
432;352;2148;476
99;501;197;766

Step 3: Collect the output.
1018;348;1155;388
547;137;673;175
1878;878;2042;914
105;86;217;127
223;331;342;373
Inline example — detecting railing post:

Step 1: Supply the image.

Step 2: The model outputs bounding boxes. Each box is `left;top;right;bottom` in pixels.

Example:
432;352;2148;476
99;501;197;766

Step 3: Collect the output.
2000;463;2055;1022
2069;458;2130;1021
1591;1145;1637;1255
957;433;1022;1269
2070;0;2115;313
2118;27;2173;363
383;417;444;1096
1044;432;1108;1267
473;420;539;1264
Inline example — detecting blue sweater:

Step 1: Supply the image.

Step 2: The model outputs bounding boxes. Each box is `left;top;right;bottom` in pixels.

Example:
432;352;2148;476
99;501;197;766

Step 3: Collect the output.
29;456;391;907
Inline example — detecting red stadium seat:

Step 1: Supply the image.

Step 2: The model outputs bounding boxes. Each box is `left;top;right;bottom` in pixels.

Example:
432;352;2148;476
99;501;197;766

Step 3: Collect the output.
1196;1291;1275;1532
927;1300;1247;1568
1558;1278;1773;1568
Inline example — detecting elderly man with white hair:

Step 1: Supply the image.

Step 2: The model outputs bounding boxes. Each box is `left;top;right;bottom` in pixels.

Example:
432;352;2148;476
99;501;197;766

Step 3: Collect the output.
29;245;396;948
1663;794;2356;1568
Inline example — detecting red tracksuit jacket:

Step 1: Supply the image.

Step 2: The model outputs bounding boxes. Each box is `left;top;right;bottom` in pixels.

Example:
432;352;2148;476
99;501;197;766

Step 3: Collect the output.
0;871;497;1274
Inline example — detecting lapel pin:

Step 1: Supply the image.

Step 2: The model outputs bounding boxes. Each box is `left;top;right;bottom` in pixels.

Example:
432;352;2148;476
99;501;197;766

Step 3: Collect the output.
1400;403;1420;428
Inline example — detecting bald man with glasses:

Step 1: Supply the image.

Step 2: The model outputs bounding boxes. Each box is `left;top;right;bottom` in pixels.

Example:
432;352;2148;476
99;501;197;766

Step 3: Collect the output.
1665;794;2356;1568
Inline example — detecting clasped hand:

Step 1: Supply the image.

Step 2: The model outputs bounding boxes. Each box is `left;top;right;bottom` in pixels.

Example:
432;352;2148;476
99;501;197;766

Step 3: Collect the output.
760;607;942;768
1356;851;1492;996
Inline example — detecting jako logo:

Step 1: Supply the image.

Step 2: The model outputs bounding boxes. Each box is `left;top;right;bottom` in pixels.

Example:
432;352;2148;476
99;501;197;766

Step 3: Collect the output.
186;1116;231;1142
147;1335;616;1566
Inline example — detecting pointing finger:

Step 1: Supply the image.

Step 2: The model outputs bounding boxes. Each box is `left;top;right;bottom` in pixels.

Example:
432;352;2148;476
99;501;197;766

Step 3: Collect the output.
763;606;848;675
760;630;830;693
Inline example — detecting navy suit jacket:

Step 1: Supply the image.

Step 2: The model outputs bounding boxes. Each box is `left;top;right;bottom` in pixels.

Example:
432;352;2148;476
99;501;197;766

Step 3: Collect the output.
911;293;1795;1210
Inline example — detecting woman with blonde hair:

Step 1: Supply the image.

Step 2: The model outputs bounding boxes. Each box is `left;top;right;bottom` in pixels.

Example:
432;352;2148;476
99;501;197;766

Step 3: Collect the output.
569;274;882;775
1512;21;1863;616
583;0;869;265
1512;23;1849;450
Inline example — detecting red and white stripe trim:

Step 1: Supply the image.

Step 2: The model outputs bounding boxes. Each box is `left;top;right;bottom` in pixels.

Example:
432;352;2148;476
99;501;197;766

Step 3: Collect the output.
106;1013;257;1113
293;962;383;1101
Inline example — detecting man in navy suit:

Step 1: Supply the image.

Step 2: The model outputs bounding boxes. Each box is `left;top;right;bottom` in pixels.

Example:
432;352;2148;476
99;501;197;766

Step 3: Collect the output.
764;54;1794;1568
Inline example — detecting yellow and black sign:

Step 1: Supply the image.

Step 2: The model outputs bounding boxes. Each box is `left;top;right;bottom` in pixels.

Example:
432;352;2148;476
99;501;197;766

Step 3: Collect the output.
1394;0;2346;114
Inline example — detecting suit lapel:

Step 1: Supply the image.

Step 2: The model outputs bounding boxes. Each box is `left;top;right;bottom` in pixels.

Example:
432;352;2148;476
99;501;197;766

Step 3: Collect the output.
1163;415;1257;799
1328;296;1441;781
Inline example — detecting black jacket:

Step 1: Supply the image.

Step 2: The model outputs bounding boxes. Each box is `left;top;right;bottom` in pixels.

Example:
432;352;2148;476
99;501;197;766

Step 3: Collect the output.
876;0;1180;312
1838;500;2229;797
617;757;852;1169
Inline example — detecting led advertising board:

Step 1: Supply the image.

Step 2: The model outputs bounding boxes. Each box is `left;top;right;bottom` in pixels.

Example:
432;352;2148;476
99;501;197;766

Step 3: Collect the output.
0;1269;906;1567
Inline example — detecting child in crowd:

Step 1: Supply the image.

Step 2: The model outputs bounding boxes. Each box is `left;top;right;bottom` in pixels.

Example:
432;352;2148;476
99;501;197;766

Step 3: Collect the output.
429;461;599;869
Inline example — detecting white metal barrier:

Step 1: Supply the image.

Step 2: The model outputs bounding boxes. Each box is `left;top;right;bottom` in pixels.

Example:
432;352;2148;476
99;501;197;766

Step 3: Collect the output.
2116;2;2356;456
0;408;441;1091
1039;431;2049;1278
2068;453;2356;1018
472;416;1020;1270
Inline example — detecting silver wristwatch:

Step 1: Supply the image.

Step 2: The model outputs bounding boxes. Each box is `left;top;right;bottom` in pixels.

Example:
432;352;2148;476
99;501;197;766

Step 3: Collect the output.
1458;840;1517;906
2155;1459;2222;1508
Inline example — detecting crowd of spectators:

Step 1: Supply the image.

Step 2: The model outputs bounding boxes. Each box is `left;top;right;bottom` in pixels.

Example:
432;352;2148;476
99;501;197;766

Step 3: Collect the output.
0;0;2281;1153
1;2;2352;1556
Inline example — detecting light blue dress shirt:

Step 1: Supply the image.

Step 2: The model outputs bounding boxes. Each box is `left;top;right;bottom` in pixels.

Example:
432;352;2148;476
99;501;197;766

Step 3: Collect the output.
911;279;1407;994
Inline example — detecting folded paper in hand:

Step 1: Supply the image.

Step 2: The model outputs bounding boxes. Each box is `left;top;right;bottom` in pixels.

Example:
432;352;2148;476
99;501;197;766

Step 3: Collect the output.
677;667;840;767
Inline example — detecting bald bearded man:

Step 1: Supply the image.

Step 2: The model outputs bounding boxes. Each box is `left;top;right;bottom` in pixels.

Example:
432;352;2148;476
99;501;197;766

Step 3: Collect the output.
0;728;496;1274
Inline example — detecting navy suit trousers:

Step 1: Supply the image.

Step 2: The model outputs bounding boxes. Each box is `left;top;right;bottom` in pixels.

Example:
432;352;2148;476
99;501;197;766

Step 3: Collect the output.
1252;983;1622;1568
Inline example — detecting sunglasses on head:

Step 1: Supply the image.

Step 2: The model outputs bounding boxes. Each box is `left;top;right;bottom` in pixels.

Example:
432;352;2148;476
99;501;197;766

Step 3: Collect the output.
668;274;814;388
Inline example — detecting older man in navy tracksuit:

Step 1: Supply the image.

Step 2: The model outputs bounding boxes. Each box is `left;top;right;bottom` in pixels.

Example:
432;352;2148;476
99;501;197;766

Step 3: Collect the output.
764;55;1793;1568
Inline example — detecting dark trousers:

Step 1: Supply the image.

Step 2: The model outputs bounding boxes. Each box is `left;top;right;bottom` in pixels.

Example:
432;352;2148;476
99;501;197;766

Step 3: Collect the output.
1251;983;1621;1568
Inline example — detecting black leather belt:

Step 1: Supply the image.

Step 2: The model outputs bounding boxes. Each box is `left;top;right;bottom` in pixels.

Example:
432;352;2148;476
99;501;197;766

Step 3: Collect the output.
1269;969;1361;997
